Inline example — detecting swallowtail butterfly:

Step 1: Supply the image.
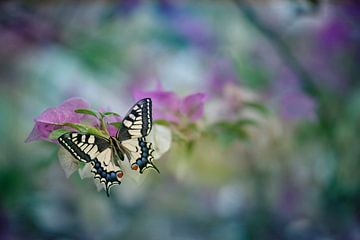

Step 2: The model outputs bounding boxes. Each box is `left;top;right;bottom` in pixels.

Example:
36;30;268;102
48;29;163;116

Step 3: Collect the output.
58;98;159;196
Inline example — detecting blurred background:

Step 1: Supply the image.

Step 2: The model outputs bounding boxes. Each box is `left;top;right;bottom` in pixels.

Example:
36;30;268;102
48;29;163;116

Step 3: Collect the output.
1;0;360;239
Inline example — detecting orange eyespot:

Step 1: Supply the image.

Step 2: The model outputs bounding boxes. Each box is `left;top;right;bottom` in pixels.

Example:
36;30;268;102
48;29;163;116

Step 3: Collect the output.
117;171;123;179
131;164;139;171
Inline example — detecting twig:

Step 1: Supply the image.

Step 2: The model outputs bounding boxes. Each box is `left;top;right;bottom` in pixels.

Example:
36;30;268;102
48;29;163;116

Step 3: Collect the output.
233;0;321;98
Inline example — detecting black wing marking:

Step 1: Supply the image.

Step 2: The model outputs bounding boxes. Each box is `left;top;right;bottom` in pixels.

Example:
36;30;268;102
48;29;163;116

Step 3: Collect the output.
121;137;159;174
116;98;152;141
90;148;123;196
58;132;110;163
58;132;123;196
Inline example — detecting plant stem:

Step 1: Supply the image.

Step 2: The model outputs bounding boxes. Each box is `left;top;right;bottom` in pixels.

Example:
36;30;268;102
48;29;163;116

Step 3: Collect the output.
99;114;110;136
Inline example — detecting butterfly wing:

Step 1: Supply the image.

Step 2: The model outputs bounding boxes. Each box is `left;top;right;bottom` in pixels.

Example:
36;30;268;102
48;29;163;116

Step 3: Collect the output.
58;132;123;196
116;98;152;141
121;137;159;174
90;147;123;196
58;132;110;163
116;98;159;174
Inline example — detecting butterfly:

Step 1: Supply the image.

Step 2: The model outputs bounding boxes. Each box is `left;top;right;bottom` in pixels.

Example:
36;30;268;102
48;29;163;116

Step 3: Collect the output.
57;98;159;196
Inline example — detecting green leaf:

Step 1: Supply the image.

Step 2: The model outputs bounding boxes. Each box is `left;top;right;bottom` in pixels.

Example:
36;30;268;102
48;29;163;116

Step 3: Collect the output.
211;119;255;145
49;129;71;139
87;128;108;138
186;141;195;155
217;127;249;146
110;122;122;129
233;57;269;89
232;127;249;139
62;123;91;132
102;111;120;116
235;119;258;126
154;119;170;126
75;108;99;118
244;102;268;115
61;122;108;138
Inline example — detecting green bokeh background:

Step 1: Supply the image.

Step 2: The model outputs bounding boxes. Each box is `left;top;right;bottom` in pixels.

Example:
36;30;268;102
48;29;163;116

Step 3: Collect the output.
0;1;359;239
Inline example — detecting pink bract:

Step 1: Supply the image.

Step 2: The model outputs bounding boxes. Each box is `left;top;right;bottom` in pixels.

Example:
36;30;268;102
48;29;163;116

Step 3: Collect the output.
133;84;207;123
180;93;207;122
25;98;91;143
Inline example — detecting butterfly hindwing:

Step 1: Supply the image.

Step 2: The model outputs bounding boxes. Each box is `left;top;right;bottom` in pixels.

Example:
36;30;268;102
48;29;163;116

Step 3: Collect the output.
116;98;152;141
90;147;123;196
121;137;159;174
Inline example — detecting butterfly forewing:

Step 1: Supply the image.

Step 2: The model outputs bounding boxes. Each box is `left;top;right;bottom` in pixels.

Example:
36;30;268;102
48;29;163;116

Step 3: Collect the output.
58;133;110;162
116;98;152;141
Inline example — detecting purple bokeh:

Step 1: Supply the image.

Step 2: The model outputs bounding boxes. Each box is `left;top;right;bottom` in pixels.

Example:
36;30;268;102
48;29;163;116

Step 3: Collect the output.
133;84;207;123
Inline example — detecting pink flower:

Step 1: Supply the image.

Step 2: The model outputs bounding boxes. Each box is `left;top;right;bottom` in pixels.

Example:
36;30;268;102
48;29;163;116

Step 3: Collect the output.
180;93;207;122
25;98;91;142
133;84;207;124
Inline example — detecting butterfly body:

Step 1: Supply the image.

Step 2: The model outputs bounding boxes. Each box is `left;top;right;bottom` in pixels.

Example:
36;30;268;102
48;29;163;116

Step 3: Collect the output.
58;98;158;196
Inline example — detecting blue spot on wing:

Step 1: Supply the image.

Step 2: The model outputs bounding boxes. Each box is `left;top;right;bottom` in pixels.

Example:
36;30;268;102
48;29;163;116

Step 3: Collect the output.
90;159;122;196
133;138;158;173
